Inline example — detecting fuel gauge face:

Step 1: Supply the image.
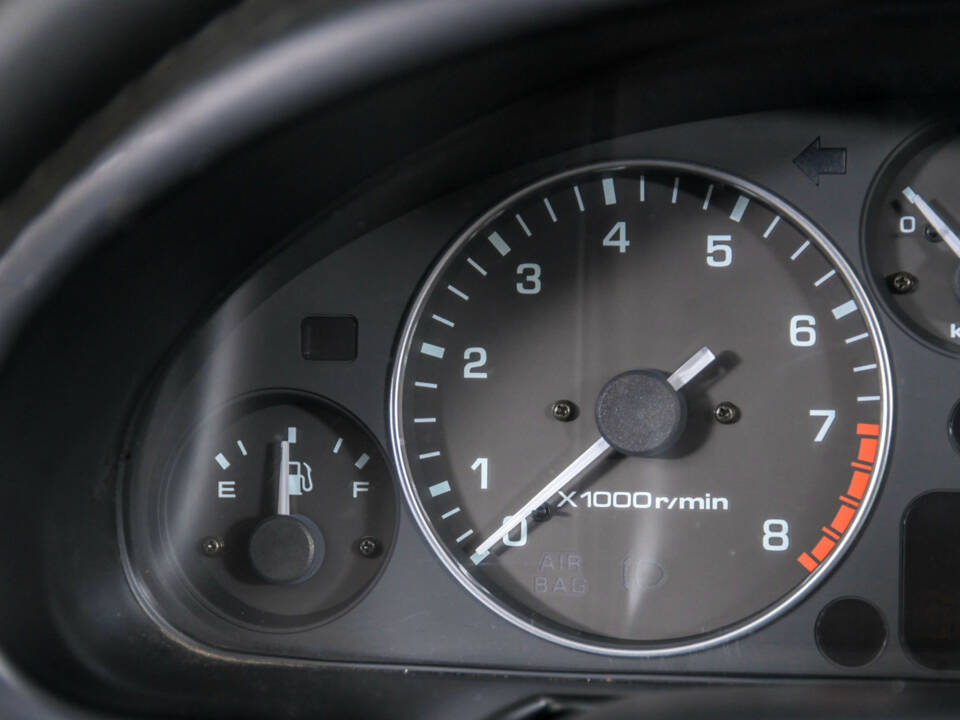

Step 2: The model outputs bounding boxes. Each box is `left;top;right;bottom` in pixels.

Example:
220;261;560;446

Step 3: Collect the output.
148;391;396;630
864;124;960;354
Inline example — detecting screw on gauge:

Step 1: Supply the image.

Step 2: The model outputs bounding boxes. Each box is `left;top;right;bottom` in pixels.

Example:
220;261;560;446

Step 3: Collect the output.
532;504;551;522
714;401;741;425
201;536;224;557
358;536;381;558
886;271;918;295
924;224;942;243
552;400;577;422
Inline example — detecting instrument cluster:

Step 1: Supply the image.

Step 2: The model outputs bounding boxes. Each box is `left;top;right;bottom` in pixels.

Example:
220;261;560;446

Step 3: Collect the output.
121;109;960;676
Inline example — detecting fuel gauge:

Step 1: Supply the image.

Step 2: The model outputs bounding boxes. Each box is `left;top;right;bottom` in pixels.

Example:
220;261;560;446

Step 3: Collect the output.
140;391;396;630
864;123;960;354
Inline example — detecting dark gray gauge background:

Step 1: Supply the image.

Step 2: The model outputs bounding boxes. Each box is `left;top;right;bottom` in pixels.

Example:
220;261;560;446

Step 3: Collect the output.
392;164;890;655
863;126;960;355
149;391;397;630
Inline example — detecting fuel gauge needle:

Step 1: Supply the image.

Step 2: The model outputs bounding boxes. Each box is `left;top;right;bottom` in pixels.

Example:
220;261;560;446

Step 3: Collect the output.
470;346;716;565
277;440;291;515
902;186;960;259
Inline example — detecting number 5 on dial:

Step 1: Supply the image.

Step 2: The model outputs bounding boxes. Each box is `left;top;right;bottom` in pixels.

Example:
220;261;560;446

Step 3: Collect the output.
706;234;732;267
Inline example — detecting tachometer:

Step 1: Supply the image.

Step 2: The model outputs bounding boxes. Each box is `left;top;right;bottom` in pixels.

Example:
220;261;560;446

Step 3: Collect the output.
390;162;891;656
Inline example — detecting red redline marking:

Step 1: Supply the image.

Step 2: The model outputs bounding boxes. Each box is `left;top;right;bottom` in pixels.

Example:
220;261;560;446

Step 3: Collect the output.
858;437;879;464
847;471;870;500
839;495;860;509
830;504;856;534
812;536;836;562
798;420;881;575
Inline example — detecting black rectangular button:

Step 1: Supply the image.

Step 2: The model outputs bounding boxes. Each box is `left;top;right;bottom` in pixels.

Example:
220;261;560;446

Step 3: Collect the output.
903;491;960;669
300;315;357;361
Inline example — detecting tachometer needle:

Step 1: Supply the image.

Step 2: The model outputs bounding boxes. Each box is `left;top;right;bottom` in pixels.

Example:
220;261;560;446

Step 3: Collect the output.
470;346;716;564
902;186;960;260
277;440;291;516
664;345;717;392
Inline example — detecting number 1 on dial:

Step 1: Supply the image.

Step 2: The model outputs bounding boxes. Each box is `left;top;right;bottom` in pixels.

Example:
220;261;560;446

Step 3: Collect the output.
471;457;489;490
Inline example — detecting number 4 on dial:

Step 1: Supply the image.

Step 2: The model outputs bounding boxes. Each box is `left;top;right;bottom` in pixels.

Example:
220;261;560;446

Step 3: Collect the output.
602;221;629;253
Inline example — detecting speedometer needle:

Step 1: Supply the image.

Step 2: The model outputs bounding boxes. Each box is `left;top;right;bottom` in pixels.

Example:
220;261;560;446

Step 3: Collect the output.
470;346;716;564
902;186;960;260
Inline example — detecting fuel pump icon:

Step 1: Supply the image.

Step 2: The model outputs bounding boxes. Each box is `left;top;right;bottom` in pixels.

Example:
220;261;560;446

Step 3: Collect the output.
287;460;313;495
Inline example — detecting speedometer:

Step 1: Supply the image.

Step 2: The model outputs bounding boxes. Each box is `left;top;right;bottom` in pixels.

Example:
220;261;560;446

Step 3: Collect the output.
389;162;891;656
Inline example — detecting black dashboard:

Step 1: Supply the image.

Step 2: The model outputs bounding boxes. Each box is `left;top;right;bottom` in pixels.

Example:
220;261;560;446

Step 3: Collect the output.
4;1;960;718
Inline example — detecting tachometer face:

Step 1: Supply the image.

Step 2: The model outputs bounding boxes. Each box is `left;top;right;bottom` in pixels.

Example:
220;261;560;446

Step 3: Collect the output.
390;162;891;656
